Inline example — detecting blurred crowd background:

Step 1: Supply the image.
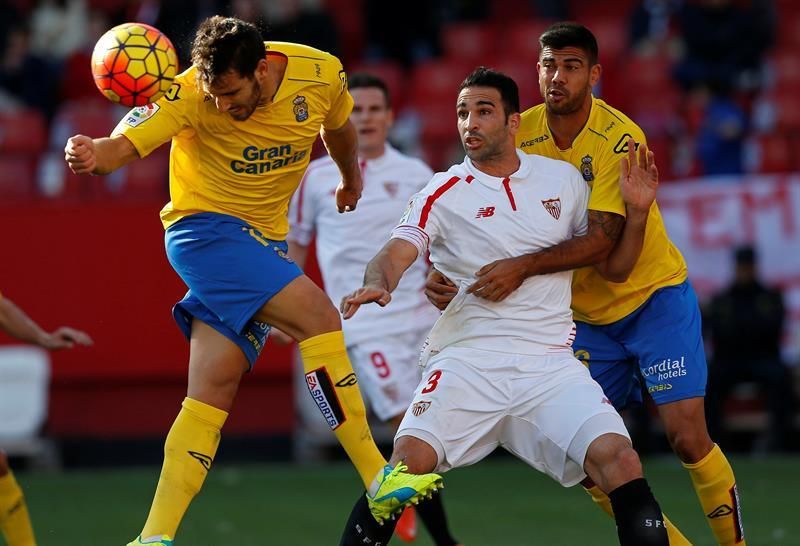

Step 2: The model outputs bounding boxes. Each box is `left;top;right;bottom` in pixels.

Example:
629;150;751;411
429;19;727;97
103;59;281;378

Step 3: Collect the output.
0;0;799;468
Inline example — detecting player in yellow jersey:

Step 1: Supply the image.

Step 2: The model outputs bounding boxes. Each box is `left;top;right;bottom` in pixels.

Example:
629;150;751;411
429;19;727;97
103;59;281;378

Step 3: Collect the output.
0;290;92;546
64;16;441;545
427;22;745;546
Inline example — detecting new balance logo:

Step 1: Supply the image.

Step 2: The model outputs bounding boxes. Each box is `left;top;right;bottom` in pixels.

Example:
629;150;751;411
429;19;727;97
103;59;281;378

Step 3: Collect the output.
475;206;495;218
707;504;733;518
188;451;213;471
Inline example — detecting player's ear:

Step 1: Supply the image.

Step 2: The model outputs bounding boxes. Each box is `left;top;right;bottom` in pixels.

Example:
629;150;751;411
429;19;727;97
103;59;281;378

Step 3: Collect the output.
590;63;602;87
254;58;269;80
508;112;521;132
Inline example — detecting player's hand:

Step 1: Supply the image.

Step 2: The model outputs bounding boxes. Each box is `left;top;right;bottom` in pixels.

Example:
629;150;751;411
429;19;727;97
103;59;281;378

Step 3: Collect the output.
467;256;528;302
336;178;362;213
269;328;294;345
425;268;458;311
64;135;97;175
41;326;94;350
619;137;658;214
340;286;391;319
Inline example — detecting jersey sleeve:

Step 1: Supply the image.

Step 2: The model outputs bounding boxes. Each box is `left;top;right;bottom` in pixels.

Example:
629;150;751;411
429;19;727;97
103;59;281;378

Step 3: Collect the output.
111;72;195;158
322;55;354;130
390;181;442;260
588;124;648;218
569;167;590;236
287;169;318;245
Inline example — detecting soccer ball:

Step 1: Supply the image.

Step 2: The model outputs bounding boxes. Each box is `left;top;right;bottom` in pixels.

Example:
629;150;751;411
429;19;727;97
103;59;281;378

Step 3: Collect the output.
91;22;178;107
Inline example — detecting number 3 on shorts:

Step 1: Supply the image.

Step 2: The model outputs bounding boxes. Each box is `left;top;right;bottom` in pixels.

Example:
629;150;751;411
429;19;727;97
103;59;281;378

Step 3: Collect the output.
421;370;442;394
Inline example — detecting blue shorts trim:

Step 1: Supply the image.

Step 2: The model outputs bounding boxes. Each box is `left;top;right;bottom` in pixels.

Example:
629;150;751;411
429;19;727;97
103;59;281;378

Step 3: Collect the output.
574;280;708;409
166;212;303;366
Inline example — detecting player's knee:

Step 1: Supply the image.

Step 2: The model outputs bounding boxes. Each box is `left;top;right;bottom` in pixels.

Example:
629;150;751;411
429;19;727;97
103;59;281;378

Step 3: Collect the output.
585;434;643;491
390;436;438;474
610;446;643;483
665;428;712;463
300;301;342;339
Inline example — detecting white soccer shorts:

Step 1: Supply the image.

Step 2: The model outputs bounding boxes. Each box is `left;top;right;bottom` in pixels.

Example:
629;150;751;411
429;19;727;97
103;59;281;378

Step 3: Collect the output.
346;328;428;421
396;346;631;486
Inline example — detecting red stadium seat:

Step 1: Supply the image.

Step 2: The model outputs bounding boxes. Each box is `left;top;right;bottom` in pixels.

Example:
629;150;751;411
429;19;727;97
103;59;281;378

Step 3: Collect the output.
410;98;457;142
625;53;675;96
751;133;794;174
410;59;475;102
489;59;540;110
0;110;47;155
0;155;36;200
503;19;558;63
347;60;407;111
765;91;800;131
583;17;629;65
777;11;800;48
51;100;119;145
626;86;681;137
441;23;498;62
769;49;800;91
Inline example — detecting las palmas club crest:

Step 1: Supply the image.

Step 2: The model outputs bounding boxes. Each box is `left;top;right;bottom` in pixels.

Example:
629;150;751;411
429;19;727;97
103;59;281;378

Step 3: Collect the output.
541;198;561;220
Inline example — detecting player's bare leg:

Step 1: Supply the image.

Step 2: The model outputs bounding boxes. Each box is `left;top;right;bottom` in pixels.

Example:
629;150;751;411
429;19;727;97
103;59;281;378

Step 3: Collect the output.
659;398;745;545
583;433;669;545
0;449;37;546
384;416;459;545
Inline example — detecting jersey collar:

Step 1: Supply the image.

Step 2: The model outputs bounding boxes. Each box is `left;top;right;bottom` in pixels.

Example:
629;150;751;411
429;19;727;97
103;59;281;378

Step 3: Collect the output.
463;149;531;190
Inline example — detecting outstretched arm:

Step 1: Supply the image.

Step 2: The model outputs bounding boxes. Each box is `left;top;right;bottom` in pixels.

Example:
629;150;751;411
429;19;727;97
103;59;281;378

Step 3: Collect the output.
340;239;419;319
64;134;140;175
594;140;659;283
0;296;93;350
321;119;363;213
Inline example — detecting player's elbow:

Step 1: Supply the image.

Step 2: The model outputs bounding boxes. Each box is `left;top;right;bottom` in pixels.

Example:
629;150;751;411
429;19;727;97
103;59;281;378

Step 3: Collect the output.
598;265;632;284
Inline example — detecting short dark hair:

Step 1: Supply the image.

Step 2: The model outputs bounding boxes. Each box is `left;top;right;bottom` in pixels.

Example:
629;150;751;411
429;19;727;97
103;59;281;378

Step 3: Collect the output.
458;67;520;117
191;16;266;86
347;72;391;108
539;22;599;66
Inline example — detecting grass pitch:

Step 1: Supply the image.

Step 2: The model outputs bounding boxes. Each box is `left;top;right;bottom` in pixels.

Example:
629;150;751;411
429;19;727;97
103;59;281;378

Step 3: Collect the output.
15;455;798;545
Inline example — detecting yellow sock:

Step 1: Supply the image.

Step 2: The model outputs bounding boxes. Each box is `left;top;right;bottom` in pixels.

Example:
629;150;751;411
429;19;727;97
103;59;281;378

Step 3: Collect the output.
299;331;386;487
585;484;692;545
140;397;228;539
0;470;36;546
683;444;745;545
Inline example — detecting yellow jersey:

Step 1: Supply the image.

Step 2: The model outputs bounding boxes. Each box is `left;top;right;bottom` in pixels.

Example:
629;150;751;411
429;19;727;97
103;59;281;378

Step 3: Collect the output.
517;96;687;325
113;41;353;240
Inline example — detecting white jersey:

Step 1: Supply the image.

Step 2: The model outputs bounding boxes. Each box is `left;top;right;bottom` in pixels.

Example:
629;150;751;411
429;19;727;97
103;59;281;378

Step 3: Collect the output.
392;149;590;357
289;144;439;345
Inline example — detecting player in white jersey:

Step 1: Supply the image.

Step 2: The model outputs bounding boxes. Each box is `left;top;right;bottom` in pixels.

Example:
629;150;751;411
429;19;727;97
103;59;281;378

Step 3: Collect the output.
286;73;459;545
338;68;668;546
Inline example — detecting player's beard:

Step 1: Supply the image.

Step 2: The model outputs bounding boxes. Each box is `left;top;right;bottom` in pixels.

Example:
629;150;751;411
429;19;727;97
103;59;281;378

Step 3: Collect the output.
462;130;505;164
544;85;590;116
230;79;262;121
